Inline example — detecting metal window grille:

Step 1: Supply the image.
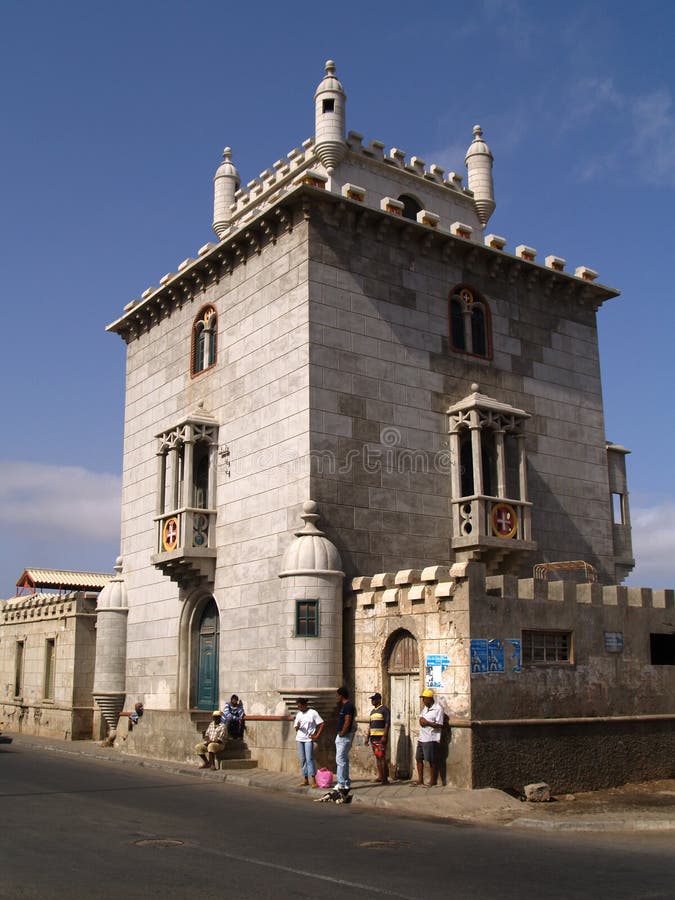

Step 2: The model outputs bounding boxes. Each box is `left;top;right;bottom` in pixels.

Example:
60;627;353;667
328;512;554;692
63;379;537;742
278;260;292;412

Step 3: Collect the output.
522;630;571;664
296;600;318;637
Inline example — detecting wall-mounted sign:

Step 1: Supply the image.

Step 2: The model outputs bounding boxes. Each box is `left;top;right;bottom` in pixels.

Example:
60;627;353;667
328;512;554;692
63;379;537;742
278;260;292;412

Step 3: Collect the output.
604;631;624;653
505;639;522;673
471;638;522;674
487;639;505;673
425;653;450;688
470;640;488;674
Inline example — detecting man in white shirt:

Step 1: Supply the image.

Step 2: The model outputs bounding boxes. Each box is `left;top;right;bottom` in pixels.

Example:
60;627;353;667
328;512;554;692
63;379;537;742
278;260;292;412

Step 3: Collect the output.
416;689;444;786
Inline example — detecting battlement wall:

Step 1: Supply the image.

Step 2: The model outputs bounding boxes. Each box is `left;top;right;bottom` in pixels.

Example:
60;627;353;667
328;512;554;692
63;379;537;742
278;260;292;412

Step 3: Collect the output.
349;565;674;612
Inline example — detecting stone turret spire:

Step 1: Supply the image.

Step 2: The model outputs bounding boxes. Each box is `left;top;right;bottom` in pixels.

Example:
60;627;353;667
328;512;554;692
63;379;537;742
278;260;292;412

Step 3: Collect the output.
212;147;240;239
314;60;347;174
465;125;495;227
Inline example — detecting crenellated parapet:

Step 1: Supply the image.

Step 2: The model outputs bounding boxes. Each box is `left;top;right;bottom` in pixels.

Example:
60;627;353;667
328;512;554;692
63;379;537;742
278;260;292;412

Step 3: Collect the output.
2;591;97;622
350;565;674;613
484;575;674;609
349;562;475;613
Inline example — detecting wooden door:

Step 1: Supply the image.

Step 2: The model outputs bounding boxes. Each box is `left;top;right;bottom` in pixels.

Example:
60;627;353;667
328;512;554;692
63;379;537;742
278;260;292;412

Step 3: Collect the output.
196;600;219;711
387;632;419;780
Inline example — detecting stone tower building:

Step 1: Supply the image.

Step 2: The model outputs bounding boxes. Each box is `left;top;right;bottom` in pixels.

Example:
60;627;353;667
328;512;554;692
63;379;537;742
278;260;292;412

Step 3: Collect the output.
102;62;673;788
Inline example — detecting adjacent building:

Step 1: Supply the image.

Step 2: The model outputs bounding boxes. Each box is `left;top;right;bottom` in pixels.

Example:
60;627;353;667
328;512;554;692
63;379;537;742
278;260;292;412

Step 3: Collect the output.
0;568;111;740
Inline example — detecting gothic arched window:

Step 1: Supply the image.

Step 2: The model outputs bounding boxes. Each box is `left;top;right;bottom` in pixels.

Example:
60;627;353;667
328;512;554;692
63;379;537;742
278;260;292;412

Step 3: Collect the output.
191;306;217;376
448;286;491;359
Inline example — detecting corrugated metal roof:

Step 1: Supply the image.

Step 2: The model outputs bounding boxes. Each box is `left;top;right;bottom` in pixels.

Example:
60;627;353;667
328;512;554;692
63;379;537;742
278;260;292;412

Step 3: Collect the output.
16;568;113;591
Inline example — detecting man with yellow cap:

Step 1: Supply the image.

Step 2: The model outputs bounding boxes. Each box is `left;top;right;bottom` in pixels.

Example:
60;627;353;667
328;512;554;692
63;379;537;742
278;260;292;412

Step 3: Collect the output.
194;710;228;769
415;688;444;786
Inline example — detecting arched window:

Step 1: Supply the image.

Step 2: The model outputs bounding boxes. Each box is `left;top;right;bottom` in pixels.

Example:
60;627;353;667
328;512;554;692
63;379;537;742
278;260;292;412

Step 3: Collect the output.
448;286;491;359
192;306;217;376
398;194;422;221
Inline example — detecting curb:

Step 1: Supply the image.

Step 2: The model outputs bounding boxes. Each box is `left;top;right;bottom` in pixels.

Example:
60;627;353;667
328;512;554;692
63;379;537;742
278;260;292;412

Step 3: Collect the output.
6;735;675;833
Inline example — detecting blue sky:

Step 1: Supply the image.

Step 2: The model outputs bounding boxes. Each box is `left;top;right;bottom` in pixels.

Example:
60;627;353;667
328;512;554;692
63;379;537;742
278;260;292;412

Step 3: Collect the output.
1;0;673;594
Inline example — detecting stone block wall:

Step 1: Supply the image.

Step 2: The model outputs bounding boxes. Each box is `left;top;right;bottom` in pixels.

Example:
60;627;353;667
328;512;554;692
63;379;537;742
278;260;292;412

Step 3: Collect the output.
350;563;674;789
119;219;314;711
473;575;675;719
306;202;620;581
0;592;97;739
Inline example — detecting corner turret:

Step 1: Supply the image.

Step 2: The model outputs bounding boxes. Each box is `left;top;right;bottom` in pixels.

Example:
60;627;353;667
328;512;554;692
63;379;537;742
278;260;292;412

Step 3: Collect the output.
314;60;347;174
465;125;495;227
212;147;240;239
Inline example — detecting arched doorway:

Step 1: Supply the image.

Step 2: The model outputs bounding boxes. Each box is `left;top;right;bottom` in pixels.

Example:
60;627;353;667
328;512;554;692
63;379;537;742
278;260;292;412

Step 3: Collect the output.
195;599;220;710
386;630;419;780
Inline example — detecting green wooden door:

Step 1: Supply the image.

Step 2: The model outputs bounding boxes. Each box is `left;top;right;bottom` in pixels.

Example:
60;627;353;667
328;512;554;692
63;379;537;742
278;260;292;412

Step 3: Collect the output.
196;600;219;711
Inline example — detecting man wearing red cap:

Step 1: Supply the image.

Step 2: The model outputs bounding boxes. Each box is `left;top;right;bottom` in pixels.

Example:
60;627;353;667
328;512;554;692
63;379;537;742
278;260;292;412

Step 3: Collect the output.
416;689;444;786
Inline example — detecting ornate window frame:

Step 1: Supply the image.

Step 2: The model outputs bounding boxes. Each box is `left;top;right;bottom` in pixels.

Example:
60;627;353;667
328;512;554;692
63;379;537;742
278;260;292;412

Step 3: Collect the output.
151;409;219;588
191;305;217;377
449;285;492;359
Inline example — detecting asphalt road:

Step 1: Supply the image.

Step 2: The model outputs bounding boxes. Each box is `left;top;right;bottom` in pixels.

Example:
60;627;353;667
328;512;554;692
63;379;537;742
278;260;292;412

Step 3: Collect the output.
1;744;673;900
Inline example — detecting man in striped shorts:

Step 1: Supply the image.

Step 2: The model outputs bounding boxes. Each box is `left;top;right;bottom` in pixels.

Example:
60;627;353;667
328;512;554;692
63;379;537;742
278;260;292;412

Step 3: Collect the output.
365;692;390;785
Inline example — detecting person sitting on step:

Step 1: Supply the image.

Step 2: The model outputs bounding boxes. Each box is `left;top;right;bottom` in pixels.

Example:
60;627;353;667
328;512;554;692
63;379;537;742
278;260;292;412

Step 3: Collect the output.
195;710;227;769
221;694;246;739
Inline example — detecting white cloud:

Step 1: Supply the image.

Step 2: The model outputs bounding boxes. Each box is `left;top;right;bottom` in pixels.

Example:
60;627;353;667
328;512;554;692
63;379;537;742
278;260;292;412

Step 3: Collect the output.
0;460;121;542
630;88;675;188
626;498;675;589
568;78;675;188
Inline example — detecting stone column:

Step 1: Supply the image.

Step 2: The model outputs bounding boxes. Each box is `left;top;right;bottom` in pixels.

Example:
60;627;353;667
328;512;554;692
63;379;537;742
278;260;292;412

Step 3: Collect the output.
93;558;129;739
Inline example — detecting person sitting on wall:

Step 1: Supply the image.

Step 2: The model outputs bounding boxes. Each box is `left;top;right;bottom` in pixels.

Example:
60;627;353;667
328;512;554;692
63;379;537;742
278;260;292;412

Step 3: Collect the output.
221;694;245;739
118;702;144;732
195;710;228;769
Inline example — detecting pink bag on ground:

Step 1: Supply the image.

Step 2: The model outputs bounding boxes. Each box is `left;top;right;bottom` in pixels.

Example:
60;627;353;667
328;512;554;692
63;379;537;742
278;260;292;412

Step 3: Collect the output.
316;768;334;789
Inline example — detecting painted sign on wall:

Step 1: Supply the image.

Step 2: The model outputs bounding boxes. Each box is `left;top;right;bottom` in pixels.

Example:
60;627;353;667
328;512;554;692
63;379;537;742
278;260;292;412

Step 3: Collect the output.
471;638;522;675
425;653;450;688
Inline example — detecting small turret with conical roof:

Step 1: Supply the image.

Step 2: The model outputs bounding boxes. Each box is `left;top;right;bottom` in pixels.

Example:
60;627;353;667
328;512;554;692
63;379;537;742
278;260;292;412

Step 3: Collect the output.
314;60;347;174
465;125;495;227
212;147;240;239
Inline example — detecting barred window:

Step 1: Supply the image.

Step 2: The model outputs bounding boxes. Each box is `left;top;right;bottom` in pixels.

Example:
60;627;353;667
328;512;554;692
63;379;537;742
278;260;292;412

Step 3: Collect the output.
522;630;571;664
296;600;319;637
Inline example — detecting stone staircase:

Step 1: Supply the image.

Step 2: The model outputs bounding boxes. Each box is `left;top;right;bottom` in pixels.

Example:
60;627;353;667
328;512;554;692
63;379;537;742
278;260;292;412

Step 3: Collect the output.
117;708;257;770
191;710;257;771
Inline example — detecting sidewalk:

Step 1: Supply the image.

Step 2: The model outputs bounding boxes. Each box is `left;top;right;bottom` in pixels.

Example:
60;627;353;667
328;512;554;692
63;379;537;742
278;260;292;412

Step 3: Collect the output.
6;733;675;833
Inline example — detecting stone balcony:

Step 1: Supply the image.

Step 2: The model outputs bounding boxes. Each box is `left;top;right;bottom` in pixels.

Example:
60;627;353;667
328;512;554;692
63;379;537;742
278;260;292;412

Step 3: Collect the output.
151;507;217;589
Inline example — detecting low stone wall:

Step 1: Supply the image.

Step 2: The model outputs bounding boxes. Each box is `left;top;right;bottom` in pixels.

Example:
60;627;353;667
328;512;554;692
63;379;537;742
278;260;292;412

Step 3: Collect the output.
470;717;675;794
118;710;203;763
0;701;93;740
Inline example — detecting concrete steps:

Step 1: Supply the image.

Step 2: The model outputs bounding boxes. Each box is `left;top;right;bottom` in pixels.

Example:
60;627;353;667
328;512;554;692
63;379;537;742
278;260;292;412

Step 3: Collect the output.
190;711;257;770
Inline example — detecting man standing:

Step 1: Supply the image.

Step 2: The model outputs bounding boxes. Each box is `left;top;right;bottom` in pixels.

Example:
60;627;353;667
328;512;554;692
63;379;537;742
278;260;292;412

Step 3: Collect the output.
195;710;227;769
415;688;444;786
365;692;390;784
335;686;355;792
